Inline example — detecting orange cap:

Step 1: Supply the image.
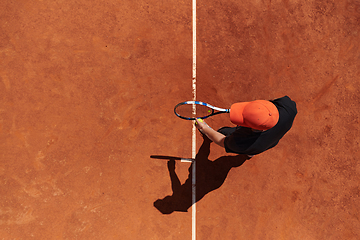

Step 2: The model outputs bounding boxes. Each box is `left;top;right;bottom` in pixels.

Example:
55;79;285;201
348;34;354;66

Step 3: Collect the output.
230;100;279;130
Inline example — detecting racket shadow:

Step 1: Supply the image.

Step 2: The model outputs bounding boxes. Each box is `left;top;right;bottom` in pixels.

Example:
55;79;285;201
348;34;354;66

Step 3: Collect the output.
153;136;250;214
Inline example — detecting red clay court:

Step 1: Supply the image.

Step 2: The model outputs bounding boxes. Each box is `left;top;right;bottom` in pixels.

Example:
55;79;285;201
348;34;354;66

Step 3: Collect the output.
1;0;359;239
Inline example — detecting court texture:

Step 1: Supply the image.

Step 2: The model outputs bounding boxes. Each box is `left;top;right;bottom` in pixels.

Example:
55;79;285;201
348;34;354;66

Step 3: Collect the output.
1;0;359;239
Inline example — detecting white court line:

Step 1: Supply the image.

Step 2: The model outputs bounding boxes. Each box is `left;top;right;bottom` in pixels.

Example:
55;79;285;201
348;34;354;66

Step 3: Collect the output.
192;0;197;238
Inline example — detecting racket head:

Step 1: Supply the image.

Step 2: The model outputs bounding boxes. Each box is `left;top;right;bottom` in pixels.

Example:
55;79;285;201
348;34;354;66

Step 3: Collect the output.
174;101;214;120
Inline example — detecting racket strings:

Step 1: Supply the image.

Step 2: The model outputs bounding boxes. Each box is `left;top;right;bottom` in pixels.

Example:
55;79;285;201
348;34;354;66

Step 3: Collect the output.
175;104;213;119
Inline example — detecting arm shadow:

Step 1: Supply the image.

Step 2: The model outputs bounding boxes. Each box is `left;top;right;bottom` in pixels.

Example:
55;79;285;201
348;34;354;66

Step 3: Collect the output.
153;136;250;214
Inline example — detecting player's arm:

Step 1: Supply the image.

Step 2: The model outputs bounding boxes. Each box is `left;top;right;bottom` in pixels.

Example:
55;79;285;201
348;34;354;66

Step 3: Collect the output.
195;119;225;147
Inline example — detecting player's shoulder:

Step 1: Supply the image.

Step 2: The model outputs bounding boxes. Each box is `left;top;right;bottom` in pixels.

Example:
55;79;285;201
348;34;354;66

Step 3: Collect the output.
272;95;293;103
271;96;297;115
272;96;296;107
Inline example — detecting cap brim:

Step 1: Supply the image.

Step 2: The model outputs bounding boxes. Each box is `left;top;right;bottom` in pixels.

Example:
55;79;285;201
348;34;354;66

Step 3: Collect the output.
230;102;250;127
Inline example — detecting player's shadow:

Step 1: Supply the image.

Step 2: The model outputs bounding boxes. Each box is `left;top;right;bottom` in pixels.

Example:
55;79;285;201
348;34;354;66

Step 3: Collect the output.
152;135;250;214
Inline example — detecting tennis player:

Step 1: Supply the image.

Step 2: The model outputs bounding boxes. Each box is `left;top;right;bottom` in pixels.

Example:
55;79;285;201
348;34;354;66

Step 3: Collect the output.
195;95;297;157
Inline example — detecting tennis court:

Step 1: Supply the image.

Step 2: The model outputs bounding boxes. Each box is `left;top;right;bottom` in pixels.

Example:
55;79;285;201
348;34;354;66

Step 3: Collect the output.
1;0;359;239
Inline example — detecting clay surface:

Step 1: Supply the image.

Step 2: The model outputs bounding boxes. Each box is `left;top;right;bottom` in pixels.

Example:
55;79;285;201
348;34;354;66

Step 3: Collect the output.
0;0;359;239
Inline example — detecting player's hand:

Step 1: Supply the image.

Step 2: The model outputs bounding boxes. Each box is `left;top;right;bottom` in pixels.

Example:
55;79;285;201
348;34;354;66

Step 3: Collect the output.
195;118;209;132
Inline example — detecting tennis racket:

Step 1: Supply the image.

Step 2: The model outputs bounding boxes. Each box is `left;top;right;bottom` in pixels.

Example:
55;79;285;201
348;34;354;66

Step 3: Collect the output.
174;101;230;120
